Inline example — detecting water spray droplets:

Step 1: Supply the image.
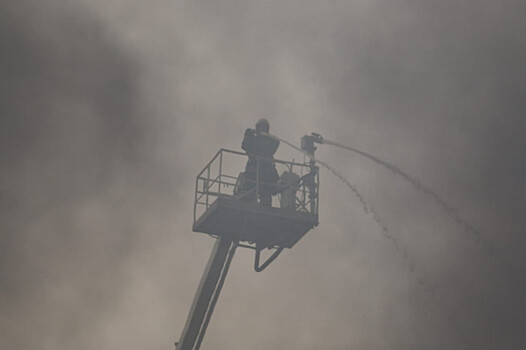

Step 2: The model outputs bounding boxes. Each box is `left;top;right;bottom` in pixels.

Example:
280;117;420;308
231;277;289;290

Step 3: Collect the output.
267;133;436;295
320;139;511;269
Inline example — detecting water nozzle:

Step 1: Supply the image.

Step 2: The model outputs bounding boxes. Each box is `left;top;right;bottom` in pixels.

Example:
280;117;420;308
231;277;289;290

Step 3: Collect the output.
301;132;324;156
311;132;324;144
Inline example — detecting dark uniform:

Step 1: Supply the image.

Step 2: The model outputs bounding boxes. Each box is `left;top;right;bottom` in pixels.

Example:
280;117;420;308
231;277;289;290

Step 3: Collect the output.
241;127;280;206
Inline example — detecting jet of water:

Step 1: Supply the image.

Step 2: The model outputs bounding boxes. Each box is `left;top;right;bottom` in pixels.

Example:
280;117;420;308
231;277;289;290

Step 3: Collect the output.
265;132;436;295
319;138;510;268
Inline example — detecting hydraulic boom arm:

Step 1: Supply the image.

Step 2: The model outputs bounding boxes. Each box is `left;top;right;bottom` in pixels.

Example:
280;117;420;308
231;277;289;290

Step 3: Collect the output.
175;238;237;350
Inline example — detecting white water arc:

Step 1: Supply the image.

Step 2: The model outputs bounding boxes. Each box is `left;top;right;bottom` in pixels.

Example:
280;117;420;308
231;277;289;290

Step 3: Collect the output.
319;138;509;268
265;132;436;294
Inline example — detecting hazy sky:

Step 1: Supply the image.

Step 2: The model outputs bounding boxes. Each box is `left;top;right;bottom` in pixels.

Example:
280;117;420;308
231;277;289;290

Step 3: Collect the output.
2;1;525;349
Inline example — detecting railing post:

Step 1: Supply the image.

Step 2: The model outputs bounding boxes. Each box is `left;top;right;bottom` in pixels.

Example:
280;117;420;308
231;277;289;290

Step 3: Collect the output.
194;176;199;223
218;151;223;197
206;165;210;209
316;167;320;215
256;156;260;203
309;159;316;215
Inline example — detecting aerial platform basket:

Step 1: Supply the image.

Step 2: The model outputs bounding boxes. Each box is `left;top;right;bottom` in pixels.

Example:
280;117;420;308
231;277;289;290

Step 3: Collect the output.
193;149;319;249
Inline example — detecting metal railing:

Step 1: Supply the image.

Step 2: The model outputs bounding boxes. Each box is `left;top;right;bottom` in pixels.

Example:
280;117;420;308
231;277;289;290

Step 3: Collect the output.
193;149;319;225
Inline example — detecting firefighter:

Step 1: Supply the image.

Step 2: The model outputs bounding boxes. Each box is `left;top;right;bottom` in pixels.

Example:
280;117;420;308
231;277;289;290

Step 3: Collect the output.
241;119;280;206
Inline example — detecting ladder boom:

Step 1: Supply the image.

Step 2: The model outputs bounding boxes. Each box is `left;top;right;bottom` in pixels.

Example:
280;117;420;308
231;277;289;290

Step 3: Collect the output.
176;238;237;350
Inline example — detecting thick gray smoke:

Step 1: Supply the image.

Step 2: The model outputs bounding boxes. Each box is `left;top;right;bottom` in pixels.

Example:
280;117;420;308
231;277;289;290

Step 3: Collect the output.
2;0;525;350
1;2;183;349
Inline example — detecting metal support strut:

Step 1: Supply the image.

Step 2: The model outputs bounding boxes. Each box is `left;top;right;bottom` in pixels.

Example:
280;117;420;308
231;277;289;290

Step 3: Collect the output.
176;238;238;350
254;244;284;272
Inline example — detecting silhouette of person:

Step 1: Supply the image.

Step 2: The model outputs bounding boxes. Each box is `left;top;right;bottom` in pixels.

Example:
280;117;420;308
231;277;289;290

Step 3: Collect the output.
241;119;280;206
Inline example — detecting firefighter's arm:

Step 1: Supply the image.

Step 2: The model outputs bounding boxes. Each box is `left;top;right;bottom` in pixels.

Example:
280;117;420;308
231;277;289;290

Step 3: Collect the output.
270;138;280;156
242;128;255;152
